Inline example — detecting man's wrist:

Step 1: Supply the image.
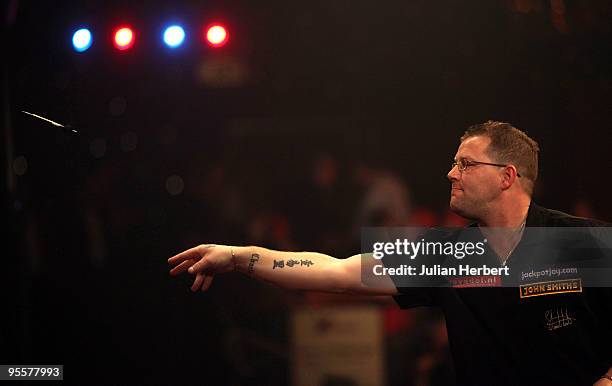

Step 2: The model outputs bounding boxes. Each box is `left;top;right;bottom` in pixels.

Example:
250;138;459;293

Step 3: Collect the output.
233;246;256;274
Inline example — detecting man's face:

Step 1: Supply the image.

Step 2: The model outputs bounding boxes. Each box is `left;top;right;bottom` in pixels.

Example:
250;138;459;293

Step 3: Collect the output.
447;136;503;220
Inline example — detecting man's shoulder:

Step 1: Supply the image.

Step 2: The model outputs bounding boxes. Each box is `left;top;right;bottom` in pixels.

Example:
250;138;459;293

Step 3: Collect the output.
529;203;610;227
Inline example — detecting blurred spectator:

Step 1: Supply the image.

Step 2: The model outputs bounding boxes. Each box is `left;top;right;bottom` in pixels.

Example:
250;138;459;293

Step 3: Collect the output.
293;154;355;256
353;163;412;227
409;207;439;227
247;210;297;251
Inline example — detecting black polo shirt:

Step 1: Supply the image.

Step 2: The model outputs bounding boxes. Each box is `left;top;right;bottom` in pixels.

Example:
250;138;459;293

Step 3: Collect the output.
389;203;612;386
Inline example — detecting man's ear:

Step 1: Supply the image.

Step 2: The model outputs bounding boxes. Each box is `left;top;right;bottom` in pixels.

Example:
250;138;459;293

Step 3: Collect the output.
500;166;519;190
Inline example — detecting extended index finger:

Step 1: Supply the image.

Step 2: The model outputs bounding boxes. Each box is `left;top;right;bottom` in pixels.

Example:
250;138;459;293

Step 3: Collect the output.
168;245;208;265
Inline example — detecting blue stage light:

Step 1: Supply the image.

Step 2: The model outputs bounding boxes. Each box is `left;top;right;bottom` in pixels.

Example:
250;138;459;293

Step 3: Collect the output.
163;25;186;48
72;28;92;52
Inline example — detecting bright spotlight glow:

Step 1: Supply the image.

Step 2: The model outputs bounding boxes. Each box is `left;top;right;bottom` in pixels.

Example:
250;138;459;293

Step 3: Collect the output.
114;27;135;50
205;24;228;47
72;28;92;52
163;25;186;48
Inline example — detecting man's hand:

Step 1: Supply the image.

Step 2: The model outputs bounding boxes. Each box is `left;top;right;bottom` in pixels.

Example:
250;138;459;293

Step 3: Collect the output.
167;244;235;292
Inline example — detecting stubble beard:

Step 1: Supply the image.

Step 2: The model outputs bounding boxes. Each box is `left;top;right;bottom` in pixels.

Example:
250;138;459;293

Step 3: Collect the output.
449;195;480;221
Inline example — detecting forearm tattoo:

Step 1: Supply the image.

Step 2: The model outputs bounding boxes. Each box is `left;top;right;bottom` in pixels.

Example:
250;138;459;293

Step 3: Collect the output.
272;259;315;269
247;253;260;275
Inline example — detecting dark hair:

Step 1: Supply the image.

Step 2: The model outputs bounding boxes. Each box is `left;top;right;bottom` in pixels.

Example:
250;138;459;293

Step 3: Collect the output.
461;120;539;195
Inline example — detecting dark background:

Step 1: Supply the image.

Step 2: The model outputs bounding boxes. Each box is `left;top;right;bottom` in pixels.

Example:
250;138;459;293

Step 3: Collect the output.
2;0;612;385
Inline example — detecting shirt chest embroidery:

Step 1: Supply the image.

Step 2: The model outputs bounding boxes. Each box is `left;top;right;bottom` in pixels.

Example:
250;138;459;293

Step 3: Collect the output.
544;307;575;331
519;278;582;298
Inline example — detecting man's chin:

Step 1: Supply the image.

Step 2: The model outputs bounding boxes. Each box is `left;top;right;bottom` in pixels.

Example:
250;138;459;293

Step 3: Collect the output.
449;200;474;221
449;197;461;212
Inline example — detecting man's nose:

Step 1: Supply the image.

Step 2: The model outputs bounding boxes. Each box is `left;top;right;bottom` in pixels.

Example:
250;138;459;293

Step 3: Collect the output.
447;165;460;182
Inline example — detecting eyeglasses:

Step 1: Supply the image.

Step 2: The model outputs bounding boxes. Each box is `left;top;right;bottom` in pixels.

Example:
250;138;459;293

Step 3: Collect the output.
451;158;521;177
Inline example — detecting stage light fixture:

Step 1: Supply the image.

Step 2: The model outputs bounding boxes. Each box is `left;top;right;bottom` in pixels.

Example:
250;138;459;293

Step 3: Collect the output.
163;25;186;48
72;28;92;52
114;26;135;50
205;24;228;47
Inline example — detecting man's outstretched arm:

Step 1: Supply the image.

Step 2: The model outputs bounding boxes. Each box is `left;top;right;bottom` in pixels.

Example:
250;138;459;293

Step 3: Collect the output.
168;245;398;296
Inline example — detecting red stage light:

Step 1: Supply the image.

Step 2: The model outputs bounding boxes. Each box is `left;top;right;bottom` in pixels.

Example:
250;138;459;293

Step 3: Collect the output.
114;26;135;50
205;24;228;47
